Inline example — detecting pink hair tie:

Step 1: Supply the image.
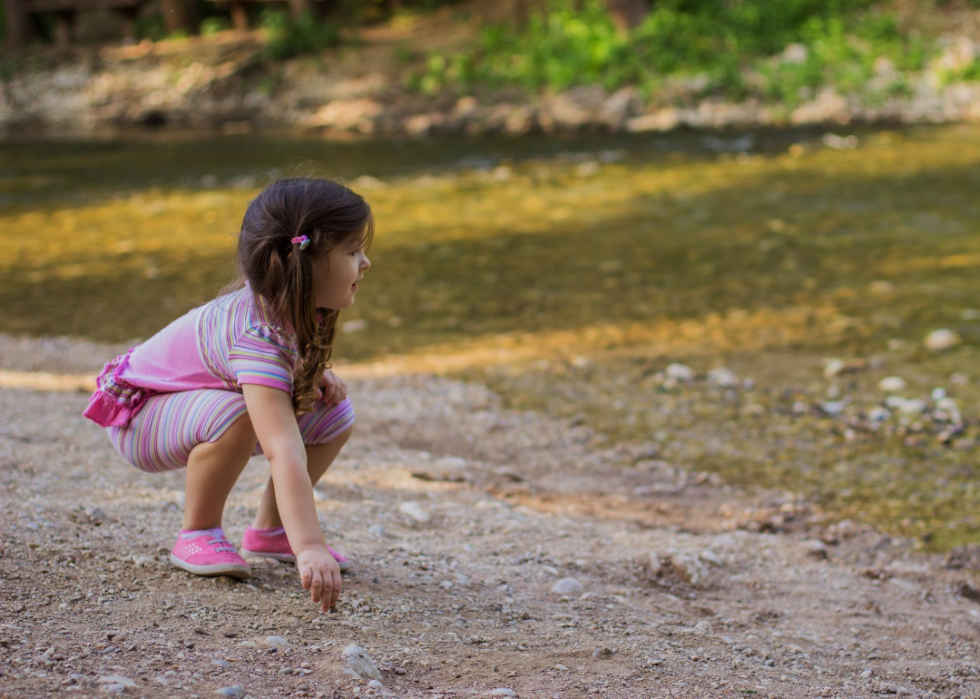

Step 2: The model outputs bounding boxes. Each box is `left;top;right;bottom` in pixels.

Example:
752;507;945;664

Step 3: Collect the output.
291;235;311;250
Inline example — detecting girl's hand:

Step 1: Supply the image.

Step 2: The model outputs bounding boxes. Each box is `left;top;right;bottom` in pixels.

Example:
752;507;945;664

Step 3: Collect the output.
321;369;347;408
296;547;342;612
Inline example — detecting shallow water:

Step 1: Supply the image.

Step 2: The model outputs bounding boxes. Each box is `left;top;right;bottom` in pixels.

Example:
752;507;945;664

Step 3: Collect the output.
2;125;979;550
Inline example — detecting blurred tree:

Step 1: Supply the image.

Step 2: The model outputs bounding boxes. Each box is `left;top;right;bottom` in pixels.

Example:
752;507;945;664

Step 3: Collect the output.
160;0;199;32
604;0;648;30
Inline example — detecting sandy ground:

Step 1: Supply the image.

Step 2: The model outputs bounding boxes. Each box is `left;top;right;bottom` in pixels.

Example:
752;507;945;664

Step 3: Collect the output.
1;335;980;699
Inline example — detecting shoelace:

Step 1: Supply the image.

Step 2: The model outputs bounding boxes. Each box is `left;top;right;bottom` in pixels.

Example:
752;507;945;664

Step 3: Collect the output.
208;536;237;554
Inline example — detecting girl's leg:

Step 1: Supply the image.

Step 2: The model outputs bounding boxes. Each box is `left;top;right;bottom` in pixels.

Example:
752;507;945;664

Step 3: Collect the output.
183;412;259;530
252;426;353;529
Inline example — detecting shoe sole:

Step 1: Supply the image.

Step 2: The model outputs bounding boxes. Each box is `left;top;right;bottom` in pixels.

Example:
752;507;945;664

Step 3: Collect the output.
241;549;352;572
169;554;251;579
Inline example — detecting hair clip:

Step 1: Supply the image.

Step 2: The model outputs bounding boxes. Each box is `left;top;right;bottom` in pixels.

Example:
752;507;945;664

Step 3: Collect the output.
291;235;311;250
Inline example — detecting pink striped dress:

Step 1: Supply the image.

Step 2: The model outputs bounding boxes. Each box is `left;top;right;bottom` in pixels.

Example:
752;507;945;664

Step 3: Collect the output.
82;282;354;473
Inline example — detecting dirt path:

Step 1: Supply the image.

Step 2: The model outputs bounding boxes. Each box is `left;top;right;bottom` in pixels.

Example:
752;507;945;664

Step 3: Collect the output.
1;336;979;699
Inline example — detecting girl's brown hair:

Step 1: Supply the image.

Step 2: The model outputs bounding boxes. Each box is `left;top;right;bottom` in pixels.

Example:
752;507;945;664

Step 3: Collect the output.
221;177;373;415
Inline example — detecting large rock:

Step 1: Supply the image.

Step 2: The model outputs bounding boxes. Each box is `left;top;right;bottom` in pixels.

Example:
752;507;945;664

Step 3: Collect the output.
304;98;383;133
543;85;608;130
342;644;382;680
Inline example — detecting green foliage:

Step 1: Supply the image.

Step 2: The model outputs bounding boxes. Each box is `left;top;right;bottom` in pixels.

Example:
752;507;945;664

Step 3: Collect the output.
200;16;231;36
259;9;340;60
412;0;937;106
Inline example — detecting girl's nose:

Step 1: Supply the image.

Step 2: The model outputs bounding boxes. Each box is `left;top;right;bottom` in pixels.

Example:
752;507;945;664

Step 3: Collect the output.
361;254;371;270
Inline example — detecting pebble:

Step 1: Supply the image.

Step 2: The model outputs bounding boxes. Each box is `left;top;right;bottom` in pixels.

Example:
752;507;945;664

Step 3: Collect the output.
592;647;616;658
707;367;738;388
801;540;828;560
89;506;107;521
216;686;246;699
884;396;927;415
368;524;386;538
868;407;891;422
554;664;569;671
212;660;231;669
665;363;695;382
823;358;846;379
694;620;713;634
342;644;382;681
263;635;290;650
643;552;662;577
924;329;961;352
367;680;383;689
550;577;584;595
878;376;907;392
97;675;135;688
670;553;710;589
487;690;517;697
399;501;431;523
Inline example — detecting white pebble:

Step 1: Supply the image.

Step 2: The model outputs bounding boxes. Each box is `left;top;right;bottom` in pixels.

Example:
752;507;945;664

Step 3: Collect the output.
924;329;961;352
878;376;907;392
665;363;695;382
399;502;431;523
263;636;290;650
551;577;584;595
707;367;738;388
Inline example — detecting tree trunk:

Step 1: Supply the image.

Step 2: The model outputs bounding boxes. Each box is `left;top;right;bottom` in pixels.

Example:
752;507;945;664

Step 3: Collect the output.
159;0;199;34
605;0;649;32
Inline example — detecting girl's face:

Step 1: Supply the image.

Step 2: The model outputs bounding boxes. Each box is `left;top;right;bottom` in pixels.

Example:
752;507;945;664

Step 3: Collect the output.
313;239;371;309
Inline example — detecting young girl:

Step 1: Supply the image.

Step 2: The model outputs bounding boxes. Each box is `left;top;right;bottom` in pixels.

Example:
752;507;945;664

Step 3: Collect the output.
82;177;372;613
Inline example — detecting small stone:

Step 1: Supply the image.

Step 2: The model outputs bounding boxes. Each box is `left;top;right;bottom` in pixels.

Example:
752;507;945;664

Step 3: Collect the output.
868;407;891;422
694;620;713;634
878;376;907;392
399;502;431;523
342;644;382;681
959;581;980;604
801;540;829;560
212;660;231;669
670;553;710;589
488;690;517;697
368;524;386;538
550;577;584;595
644;552;662;576
698;549;723;567
924;329;961;352
263;636;290;650
554;664;569;671
665;363;695;382
216;686;246;699
97;676;135;688
823;358;846;378
707;367;738;388
592;647;616;658
367;680;383;689
89;507;107;521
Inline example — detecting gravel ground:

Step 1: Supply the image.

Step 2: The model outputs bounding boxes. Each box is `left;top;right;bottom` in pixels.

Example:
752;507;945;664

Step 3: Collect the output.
1;335;980;699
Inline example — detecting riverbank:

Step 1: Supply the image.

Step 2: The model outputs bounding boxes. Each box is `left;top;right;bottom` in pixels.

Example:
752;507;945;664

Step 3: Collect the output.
1;333;979;698
3;4;980;137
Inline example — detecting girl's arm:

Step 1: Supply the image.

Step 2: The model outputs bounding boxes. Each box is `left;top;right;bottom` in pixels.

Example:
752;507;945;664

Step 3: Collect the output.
242;383;341;611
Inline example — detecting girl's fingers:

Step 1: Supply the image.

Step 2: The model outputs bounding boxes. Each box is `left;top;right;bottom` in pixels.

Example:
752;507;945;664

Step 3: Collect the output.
300;566;312;591
310;570;322;604
329;569;342;609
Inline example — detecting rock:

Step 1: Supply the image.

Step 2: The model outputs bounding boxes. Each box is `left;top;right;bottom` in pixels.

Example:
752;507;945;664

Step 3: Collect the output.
487;690;517;698
643;552;662;577
868;407;892;422
924;329;962;352
304;98;383;133
592;647;616;658
801;540;829;560
818;400;847;417
544;85;608;130
399;501;431;523
216;686;246;699
554;664;569;671
694;620;713;634
89;506;107;521
707;367;738;388
781;43;808;65
551;577;584;595
960;581;980;604
263;635;290;650
822;358;846;378
665;363;695;382
627;108;681;133
884;396;927;415
367;680;383;690
878;376;907;392
342;644;382;681
698;549;724;567
598;86;639;129
368;524;386;538
97;676;135;688
670;553;710;589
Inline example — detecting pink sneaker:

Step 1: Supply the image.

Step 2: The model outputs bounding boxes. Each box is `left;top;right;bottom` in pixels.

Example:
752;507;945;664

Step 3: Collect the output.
241;525;351;572
170;528;251;579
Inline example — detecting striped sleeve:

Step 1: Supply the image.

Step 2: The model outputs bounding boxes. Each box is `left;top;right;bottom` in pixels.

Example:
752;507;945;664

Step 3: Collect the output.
229;325;297;393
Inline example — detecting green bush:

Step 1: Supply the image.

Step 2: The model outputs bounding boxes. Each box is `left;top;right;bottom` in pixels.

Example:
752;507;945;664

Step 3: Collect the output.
200;16;231;36
260;9;340;60
412;0;935;105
